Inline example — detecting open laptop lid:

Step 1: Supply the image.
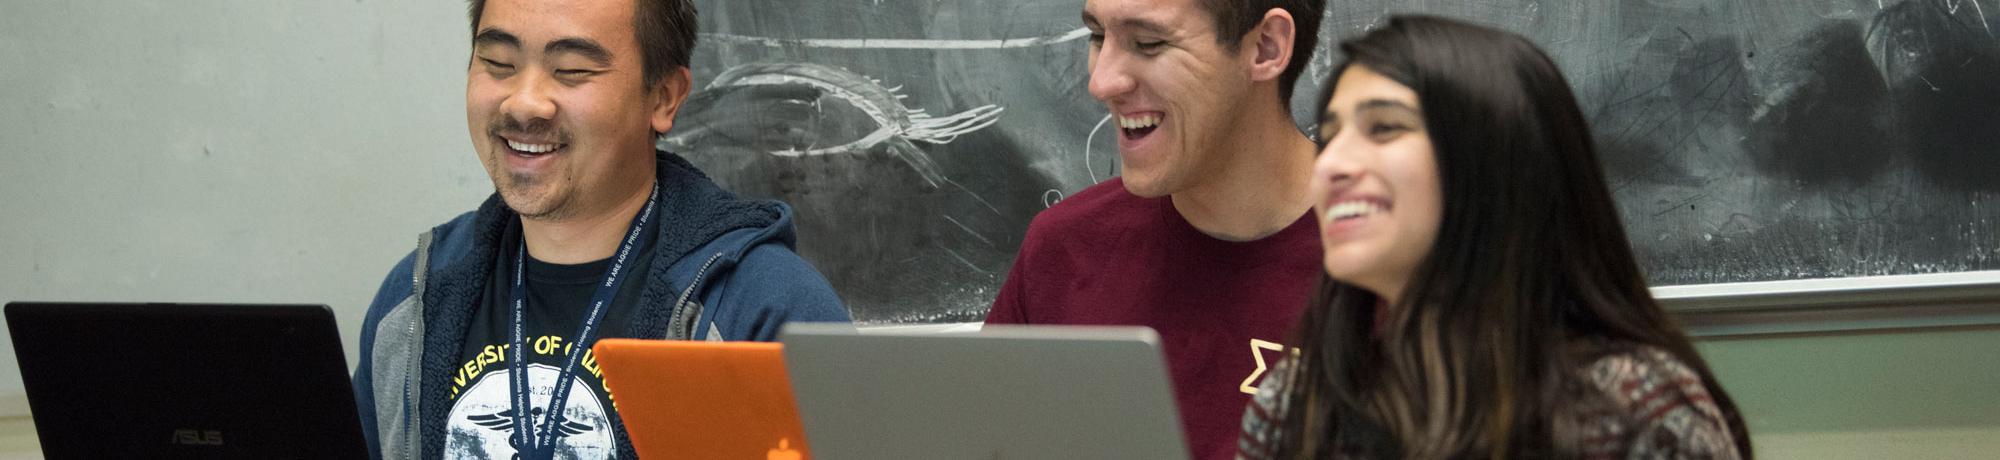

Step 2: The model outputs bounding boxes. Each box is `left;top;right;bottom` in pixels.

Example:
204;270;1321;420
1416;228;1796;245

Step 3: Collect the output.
592;338;810;460
779;323;1190;460
5;302;366;459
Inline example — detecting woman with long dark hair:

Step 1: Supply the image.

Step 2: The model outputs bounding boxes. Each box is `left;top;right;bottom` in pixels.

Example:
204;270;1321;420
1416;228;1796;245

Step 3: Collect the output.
1237;16;1752;459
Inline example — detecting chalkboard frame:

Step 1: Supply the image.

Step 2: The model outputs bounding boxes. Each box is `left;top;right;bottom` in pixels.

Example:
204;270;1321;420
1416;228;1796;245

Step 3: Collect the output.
880;271;2000;337
1665;270;2000;337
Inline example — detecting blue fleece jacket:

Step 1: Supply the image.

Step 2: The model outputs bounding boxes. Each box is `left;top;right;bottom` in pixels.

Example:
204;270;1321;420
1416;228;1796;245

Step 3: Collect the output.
351;151;851;459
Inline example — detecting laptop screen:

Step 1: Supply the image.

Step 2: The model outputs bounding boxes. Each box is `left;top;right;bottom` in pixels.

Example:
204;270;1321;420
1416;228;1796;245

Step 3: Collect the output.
779;324;1189;460
6;302;366;459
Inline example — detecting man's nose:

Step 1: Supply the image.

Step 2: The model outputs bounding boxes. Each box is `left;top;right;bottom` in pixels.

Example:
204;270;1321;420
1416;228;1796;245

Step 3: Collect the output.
499;72;558;129
1087;47;1137;103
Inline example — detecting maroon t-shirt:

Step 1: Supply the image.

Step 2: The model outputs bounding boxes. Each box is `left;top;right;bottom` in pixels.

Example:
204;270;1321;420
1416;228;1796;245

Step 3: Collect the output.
986;178;1321;460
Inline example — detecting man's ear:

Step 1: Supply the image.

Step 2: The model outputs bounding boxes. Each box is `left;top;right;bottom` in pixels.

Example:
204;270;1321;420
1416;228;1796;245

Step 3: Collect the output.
1244;9;1297;84
650;67;694;134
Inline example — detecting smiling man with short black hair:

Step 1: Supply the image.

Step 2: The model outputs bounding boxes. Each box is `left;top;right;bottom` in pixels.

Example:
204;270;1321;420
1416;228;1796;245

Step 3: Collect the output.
351;1;850;458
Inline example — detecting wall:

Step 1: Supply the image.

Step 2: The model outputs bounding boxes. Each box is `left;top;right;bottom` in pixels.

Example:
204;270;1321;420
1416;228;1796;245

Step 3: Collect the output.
1699;327;2000;458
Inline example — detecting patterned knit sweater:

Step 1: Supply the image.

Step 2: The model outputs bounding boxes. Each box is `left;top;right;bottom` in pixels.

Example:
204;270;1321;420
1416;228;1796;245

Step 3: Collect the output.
1236;346;1742;459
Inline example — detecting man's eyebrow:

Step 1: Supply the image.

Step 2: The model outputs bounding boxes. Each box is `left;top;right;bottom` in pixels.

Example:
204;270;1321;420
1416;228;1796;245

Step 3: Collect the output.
472;28;520;49
1080;11;1171;36
1117;17;1173;36
546;37;613;66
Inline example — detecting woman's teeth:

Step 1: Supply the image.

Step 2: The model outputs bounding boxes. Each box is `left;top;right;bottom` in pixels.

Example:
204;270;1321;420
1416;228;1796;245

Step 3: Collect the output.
1325;200;1386;222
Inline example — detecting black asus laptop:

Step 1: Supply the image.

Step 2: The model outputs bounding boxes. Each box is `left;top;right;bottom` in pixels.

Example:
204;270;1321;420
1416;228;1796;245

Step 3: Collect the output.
6;302;367;459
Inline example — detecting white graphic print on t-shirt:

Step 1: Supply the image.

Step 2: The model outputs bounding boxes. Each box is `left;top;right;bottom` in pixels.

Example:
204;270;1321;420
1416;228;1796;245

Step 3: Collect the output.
444;363;616;459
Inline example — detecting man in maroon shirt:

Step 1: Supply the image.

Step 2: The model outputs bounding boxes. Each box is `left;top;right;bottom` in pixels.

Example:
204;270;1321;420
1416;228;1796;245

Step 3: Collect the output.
983;0;1326;458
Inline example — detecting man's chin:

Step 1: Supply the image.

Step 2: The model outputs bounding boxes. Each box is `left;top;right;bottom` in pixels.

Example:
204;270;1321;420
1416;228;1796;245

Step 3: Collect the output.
496;187;568;220
1118;175;1174;198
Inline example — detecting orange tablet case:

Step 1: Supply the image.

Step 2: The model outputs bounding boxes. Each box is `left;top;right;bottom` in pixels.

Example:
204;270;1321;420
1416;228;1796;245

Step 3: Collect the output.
593;339;811;460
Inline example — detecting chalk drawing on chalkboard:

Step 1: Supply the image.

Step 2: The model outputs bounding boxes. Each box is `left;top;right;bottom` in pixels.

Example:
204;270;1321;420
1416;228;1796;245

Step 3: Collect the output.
663;63;1004;188
1042;189;1065;209
1081;114;1121;185
1869;0;2000;192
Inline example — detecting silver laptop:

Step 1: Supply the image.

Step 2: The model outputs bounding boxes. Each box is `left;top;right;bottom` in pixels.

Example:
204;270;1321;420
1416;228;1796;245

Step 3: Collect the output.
779;323;1189;460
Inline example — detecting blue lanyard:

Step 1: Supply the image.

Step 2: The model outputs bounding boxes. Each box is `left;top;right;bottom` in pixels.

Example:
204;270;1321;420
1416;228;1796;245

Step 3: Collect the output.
509;185;658;460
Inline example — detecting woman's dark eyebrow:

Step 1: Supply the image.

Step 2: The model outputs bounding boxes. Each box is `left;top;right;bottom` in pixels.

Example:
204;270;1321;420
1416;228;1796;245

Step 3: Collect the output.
1323;98;1415;123
1356;99;1416;113
1322;97;1418;129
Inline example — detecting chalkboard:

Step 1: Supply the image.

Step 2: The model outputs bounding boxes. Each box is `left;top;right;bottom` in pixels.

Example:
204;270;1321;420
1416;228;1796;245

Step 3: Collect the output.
665;0;2000;323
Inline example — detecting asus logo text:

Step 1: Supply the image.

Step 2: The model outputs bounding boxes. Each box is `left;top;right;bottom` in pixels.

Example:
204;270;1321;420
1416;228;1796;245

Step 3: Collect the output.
171;429;224;446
